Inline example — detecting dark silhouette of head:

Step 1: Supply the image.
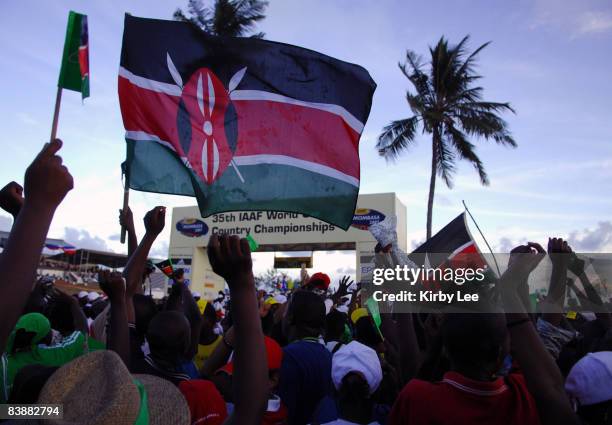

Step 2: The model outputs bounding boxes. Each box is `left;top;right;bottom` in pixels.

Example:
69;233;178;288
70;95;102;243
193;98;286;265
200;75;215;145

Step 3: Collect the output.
442;312;509;380
147;311;191;363
325;309;347;343
284;290;325;341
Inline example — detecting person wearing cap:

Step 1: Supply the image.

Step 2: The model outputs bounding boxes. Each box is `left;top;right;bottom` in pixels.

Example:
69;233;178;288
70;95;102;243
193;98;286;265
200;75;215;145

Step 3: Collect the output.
0;312;87;402
213;336;288;425
305;272;331;292
314;341;384;425
565;351;612;424
194;302;223;370
279;290;332;425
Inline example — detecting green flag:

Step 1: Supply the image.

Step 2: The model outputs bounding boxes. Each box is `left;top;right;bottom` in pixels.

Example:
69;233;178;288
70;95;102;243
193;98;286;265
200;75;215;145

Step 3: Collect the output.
58;11;89;99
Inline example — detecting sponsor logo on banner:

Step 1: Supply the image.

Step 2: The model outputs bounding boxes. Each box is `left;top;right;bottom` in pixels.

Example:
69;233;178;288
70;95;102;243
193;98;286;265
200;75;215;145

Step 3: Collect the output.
176;218;208;237
351;208;386;230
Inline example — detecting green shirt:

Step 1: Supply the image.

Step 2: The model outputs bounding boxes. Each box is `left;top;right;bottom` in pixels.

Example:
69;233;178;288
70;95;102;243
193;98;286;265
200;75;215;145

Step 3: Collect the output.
1;331;87;402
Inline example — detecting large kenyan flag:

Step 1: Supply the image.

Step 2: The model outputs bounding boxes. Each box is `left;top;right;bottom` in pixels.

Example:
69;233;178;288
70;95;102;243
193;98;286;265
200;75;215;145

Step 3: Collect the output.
118;15;376;229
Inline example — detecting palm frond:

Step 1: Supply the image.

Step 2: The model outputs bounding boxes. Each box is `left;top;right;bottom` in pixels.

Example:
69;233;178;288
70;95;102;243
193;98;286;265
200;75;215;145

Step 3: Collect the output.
377;116;420;159
434;134;456;188
445;124;489;185
456;109;516;147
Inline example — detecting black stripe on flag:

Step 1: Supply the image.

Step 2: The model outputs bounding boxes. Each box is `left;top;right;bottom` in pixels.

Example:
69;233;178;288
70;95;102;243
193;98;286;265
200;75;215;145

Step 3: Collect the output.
120;14;376;123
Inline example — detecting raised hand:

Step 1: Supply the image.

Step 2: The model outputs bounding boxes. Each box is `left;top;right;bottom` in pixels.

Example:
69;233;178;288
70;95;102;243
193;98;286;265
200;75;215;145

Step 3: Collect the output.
119;206;135;231
207;235;253;286
24;139;73;211
548;237;572;268
144;206;166;236
0;181;24;218
99;270;126;301
507;242;546;278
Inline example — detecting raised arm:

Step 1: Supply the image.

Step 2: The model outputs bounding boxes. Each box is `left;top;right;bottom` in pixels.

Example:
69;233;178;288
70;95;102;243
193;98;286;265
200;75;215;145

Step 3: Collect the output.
123;206;165;323
99;270;130;367
208;235;267;425
541;238;572;326
501;245;578;425
119;206;138;258
0;139;73;354
568;254;611;329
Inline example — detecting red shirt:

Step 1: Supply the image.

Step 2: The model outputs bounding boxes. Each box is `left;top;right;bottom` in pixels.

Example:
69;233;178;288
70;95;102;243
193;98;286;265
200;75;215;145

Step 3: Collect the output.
389;371;541;425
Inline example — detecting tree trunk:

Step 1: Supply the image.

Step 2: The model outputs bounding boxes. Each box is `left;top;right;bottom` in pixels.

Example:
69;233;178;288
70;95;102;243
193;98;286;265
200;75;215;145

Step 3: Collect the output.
426;133;438;240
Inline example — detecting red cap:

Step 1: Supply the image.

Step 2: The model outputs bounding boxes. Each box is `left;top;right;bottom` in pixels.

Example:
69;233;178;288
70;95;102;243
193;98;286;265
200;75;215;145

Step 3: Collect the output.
307;272;331;290
178;379;228;425
220;336;283;374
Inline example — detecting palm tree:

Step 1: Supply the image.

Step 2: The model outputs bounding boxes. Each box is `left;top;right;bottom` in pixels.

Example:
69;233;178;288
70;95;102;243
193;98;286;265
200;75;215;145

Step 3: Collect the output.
173;0;268;38
377;36;516;240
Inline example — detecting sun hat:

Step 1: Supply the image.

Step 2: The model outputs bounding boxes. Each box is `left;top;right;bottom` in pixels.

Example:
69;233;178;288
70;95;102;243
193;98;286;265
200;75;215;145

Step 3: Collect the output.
332;341;382;395
38;350;190;424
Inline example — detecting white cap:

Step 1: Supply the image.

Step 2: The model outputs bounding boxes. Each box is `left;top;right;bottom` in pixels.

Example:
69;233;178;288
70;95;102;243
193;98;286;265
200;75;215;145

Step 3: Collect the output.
87;292;100;302
193;291;201;298
566;351;612;406
77;291;88;299
274;294;287;304
336;305;349;314
332;341;382;394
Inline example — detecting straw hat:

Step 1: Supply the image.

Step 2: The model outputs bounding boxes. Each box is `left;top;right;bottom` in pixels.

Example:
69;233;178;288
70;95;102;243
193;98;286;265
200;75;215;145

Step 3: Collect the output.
37;350;190;425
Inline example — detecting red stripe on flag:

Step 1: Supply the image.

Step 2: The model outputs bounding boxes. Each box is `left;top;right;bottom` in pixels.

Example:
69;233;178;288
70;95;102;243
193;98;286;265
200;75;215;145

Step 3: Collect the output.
119;77;361;180
233;100;361;180
118;77;183;155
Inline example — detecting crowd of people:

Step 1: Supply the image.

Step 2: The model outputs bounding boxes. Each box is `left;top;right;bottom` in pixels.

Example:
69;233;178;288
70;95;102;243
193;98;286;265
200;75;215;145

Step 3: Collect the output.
0;139;611;424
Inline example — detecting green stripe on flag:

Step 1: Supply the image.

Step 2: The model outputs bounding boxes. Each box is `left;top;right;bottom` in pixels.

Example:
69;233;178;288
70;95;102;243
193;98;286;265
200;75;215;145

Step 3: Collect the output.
125;138;358;229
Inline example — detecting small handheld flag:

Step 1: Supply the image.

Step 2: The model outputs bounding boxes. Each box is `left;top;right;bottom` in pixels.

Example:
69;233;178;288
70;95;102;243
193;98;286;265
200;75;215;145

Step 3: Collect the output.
155;259;174;278
50;11;89;142
58;11;89;99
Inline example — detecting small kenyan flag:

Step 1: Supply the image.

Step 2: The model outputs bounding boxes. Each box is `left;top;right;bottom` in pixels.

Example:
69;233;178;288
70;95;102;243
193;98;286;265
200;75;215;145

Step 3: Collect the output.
155;259;174;278
58;11;89;99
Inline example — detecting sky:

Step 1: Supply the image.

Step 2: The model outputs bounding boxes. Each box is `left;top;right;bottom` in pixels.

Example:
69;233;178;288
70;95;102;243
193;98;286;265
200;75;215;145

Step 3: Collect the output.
0;0;611;280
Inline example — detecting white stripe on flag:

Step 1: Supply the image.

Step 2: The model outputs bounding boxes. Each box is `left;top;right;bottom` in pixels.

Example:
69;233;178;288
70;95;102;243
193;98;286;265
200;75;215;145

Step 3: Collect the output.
230;90;364;134
119;67;182;97
118;68;365;134
233;154;359;187
125;133;359;187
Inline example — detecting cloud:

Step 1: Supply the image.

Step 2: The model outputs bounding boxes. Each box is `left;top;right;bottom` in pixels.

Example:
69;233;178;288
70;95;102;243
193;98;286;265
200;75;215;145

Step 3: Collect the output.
530;0;612;37
497;237;515;253
0;215;12;232
568;221;612;252
64;228;110;252
149;241;169;259
335;267;356;275
108;233;121;241
576;11;612;35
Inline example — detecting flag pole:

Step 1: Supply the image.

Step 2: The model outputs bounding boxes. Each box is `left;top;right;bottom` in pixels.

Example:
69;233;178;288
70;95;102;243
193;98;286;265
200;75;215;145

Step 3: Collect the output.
50;86;63;141
462;200;502;277
120;183;130;244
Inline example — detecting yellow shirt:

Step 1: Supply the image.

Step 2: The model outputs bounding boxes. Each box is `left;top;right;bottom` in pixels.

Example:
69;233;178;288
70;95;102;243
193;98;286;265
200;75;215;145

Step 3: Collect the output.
194;335;222;370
